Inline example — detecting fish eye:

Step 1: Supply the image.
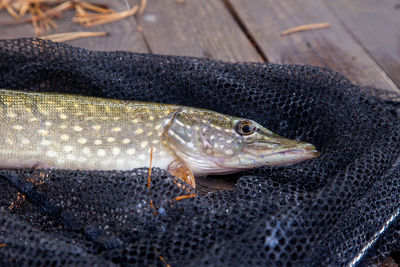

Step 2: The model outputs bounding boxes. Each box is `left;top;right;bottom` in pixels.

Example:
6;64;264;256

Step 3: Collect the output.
236;120;256;135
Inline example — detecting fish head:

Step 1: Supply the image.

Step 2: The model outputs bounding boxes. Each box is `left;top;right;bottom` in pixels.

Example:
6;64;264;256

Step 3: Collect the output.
163;108;320;175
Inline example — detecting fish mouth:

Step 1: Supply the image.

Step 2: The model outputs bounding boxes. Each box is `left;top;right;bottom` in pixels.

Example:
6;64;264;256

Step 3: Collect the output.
212;144;320;173
264;147;320;166
239;142;320;167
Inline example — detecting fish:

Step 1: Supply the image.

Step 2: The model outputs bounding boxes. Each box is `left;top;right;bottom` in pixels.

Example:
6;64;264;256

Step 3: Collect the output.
0;89;320;188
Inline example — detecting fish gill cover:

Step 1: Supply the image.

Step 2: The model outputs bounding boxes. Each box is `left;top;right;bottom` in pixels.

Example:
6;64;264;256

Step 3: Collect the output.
0;38;399;266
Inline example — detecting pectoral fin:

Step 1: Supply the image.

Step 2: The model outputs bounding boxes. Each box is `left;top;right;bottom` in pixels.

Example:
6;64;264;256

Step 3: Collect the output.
167;160;196;189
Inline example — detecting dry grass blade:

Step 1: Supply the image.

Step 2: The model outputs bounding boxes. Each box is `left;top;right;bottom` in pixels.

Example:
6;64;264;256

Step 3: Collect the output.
74;3;87;25
138;0;147;16
46;16;57;29
6;5;20;19
84;5;139;27
29;6;40;35
40;31;107;42
79;1;113;14
34;2;56;33
75;3;85;15
72;12;116;23
19;1;30;16
281;22;331;36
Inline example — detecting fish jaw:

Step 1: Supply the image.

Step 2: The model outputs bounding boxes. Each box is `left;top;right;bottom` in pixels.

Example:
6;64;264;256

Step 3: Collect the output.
242;142;320;166
203;141;320;175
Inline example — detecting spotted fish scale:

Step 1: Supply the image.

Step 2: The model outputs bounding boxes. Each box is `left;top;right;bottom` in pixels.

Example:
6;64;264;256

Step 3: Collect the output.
0;89;320;188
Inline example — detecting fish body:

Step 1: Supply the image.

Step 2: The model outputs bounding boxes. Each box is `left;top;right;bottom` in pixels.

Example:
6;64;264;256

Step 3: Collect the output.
0;89;319;187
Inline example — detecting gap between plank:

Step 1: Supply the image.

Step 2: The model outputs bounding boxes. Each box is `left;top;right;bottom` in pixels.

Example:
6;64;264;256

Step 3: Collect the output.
124;0;153;53
222;0;269;62
134;16;153;54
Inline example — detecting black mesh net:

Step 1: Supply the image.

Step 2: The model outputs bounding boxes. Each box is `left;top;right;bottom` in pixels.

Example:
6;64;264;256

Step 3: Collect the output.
0;38;399;266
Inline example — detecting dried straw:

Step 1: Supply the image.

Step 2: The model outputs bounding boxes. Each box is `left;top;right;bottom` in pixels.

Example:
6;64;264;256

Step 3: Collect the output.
40;31;107;42
281;22;331;36
1;0;147;41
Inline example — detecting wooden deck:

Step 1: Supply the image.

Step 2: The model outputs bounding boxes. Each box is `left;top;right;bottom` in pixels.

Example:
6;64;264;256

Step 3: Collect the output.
0;0;398;91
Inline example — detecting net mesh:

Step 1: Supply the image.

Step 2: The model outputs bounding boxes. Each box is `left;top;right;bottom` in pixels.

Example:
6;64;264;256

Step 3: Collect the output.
0;38;399;266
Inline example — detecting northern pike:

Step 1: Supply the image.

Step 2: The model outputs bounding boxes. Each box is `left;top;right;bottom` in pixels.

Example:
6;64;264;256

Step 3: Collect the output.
0;89;320;188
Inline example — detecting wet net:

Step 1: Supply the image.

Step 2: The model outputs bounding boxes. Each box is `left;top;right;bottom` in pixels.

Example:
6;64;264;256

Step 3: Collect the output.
0;38;399;266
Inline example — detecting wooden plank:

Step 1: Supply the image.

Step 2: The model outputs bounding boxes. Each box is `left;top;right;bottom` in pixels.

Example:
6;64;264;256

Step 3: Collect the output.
132;0;262;62
323;0;400;88
0;1;148;52
227;0;399;91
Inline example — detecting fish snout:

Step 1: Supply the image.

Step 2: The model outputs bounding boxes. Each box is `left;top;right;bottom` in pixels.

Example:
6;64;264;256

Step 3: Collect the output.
239;138;320;167
263;140;320;166
281;142;320;159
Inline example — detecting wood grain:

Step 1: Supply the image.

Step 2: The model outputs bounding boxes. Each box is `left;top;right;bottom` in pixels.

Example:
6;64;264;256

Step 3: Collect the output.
323;0;400;88
132;0;262;62
0;0;148;52
227;0;399;91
